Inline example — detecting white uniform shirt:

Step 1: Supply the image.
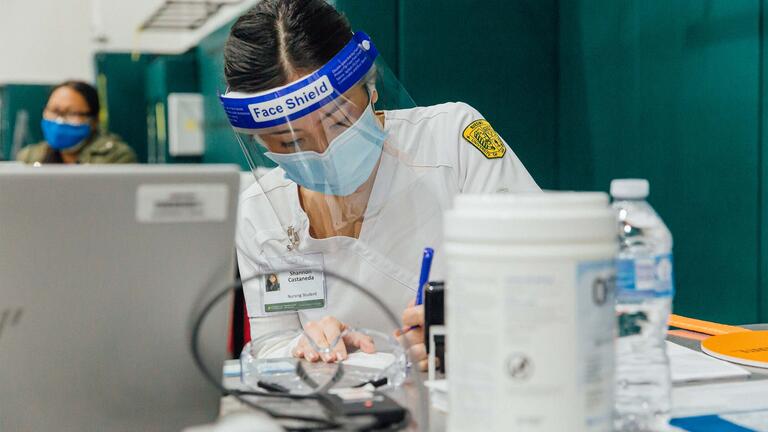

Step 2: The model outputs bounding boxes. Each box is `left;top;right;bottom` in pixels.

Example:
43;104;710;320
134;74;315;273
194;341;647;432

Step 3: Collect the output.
236;102;540;341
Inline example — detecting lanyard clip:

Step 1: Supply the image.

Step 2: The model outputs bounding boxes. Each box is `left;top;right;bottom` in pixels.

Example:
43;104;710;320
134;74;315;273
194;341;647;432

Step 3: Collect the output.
286;226;300;251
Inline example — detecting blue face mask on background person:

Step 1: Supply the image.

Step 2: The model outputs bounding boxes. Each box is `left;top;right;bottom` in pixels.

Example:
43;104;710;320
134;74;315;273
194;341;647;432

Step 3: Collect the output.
41;119;92;151
265;104;388;196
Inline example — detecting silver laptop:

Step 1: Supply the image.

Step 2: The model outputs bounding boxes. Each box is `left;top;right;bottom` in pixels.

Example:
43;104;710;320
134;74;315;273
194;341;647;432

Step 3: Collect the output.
0;165;240;431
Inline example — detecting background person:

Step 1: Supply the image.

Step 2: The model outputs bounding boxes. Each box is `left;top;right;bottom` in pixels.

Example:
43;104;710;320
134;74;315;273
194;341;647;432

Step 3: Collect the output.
17;80;136;164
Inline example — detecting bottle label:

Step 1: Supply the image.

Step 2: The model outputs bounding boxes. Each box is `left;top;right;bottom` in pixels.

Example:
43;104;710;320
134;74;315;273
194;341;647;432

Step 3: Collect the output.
655;253;674;296
616;253;674;298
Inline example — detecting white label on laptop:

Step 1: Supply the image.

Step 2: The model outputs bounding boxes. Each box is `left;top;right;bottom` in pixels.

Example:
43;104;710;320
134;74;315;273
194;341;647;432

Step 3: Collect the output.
260;253;326;313
136;184;228;223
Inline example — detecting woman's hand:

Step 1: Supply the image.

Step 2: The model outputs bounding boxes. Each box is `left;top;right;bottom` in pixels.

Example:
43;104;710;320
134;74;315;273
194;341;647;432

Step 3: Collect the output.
292;316;375;362
396;300;430;371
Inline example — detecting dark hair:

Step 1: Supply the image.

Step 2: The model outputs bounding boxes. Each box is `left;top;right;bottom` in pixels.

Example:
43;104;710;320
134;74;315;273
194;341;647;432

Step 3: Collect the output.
224;0;352;93
49;80;101;117
43;80;100;163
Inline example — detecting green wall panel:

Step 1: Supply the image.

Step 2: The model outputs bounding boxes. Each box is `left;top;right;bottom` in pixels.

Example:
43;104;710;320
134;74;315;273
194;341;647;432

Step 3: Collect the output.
332;0;399;72
398;0;559;189
145;53;202;164
146;53;199;101
558;1;761;323
0;84;51;161
761;0;768;324
197;23;249;169
94;53;153;162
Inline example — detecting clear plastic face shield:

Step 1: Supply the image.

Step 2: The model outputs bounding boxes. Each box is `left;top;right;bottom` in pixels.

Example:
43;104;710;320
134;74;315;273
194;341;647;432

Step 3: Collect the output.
243;79;382;197
220;32;432;240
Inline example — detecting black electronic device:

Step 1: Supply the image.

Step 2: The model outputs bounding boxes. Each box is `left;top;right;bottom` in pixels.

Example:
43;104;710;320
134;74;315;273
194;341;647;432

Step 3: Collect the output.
319;388;407;430
424;281;445;372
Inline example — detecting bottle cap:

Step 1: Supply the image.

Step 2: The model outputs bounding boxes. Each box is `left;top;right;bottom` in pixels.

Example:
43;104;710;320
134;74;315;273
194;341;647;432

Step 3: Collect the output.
610;179;649;199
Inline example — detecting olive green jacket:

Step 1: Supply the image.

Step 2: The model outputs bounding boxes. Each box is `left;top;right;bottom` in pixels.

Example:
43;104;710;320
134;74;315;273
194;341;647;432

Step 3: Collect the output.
16;133;137;164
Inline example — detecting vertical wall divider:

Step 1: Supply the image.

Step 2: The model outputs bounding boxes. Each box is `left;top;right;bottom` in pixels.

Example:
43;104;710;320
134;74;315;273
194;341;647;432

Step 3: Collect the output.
759;0;767;323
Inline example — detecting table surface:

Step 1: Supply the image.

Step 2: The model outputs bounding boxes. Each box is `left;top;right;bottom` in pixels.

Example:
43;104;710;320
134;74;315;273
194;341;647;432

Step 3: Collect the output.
667;323;768;382
219;325;768;430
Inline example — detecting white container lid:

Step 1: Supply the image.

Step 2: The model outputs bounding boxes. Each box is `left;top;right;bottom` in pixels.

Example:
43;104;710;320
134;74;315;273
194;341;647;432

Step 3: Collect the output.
610;179;649;199
445;192;616;244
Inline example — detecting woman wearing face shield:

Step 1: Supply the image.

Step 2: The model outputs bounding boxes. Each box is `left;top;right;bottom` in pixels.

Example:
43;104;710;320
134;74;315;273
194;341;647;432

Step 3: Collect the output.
223;0;540;371
16;81;136;164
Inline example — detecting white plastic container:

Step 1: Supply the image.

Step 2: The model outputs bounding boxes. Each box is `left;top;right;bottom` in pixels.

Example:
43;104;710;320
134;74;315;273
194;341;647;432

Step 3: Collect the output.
444;192;617;432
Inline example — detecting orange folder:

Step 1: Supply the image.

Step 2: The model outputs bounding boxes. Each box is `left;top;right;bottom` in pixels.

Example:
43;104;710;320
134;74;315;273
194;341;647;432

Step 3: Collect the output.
668;314;750;336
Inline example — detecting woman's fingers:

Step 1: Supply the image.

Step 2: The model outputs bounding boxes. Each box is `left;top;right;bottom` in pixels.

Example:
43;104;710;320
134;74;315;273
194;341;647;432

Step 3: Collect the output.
343;331;376;354
393;342;434;371
302;320;330;362
395;323;424;343
408;342;428;370
417;359;431;372
394;303;426;339
405;326;424;346
401;304;425;328
319;316;347;361
290;314;434;372
291;317;350;363
292;335;319;361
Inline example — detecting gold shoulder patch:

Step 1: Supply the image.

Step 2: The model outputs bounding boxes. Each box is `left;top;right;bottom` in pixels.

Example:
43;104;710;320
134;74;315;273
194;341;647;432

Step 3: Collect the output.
462;119;506;159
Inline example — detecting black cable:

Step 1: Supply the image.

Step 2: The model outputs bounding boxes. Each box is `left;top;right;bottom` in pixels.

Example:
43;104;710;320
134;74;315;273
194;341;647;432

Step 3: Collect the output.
257;381;290;394
190;276;341;429
191;270;428;431
352;377;388;388
296;361;321;389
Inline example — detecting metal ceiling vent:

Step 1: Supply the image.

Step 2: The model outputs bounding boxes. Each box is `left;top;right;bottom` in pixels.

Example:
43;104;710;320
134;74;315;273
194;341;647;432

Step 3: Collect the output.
140;0;243;31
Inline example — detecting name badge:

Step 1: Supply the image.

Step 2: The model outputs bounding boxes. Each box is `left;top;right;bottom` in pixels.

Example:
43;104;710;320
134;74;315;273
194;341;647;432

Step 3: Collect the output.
262;253;326;313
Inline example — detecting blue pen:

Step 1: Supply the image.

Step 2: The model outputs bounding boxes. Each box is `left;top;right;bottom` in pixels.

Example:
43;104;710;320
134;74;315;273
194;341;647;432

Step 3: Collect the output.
407;248;434;331
415;247;434;306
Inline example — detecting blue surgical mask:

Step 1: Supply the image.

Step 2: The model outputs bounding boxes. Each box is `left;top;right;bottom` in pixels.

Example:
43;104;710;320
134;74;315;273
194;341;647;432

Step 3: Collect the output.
265;104;387;196
41;118;92;151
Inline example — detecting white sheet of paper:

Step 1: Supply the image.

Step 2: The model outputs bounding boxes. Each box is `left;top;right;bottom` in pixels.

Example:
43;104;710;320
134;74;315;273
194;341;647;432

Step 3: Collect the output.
668;341;750;383
673;380;768;418
721;410;768;431
342;352;395;370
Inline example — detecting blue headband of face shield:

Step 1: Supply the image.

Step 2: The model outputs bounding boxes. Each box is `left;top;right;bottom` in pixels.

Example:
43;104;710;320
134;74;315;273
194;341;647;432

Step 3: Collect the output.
219;31;379;131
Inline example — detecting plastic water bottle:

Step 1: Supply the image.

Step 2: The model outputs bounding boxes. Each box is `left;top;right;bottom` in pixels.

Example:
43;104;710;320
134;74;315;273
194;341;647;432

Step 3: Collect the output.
610;179;674;431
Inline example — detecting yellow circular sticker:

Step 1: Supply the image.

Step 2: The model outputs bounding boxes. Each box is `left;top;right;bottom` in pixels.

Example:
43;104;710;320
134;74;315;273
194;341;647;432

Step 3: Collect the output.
701;330;768;369
462;119;507;159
